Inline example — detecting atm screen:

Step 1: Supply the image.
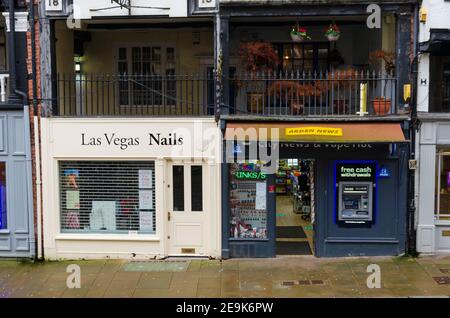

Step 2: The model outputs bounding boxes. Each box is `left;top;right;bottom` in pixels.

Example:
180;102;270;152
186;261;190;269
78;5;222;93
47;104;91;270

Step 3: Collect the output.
343;197;359;209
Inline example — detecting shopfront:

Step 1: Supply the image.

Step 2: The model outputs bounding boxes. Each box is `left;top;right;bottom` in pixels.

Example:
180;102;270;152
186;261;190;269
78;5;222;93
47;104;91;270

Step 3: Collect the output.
222;122;409;258
416;116;450;254
40;118;221;259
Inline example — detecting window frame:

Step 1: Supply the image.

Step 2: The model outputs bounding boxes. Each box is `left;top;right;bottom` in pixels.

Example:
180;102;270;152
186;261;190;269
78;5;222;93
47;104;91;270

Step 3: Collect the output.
435;149;450;220
115;43;177;107
57;160;157;235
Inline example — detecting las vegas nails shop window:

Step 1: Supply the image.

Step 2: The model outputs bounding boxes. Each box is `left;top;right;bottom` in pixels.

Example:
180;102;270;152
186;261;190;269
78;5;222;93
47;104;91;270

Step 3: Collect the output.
59;161;156;234
229;161;268;239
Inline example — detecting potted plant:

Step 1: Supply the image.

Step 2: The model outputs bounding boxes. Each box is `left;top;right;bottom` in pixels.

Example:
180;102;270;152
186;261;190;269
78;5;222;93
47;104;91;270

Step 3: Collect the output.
368;50;396;115
238;42;279;75
290;24;311;42
325;23;341;41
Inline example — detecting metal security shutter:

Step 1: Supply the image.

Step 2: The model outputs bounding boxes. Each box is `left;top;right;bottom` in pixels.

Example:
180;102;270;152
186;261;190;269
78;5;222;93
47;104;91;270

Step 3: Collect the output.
59;161;156;234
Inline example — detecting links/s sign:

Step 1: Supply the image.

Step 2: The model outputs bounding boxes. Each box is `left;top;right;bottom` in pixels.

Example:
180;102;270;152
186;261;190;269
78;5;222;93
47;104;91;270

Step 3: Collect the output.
198;0;216;9
46;0;63;11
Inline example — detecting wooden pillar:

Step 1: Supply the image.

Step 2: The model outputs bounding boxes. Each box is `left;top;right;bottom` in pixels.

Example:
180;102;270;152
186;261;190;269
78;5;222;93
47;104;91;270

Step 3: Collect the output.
396;13;412;112
39;1;56;117
218;15;229;116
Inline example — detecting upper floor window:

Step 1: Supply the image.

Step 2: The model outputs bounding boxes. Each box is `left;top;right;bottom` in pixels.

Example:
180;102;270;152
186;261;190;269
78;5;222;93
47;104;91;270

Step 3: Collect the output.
274;42;330;73
429;55;450;112
117;46;176;106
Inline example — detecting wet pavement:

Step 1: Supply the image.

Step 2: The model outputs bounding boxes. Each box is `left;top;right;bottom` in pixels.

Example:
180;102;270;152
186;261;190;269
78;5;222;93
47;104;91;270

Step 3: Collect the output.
0;255;450;298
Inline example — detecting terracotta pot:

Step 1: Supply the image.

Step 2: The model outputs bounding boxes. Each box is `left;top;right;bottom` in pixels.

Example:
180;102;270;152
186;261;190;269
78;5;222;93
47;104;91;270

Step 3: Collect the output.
333;100;347;113
372;98;391;115
326;34;340;41
290;99;304;115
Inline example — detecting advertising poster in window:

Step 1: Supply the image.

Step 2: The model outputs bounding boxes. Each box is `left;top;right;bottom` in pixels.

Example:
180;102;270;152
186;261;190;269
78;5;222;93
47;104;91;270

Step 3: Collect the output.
139;211;153;232
90;201;117;231
66;190;80;210
255;182;267;210
139;190;153;210
139;170;153;189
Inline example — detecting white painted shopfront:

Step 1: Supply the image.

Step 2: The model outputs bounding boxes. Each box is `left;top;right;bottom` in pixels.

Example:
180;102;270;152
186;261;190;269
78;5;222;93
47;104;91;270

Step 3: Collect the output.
40;118;221;259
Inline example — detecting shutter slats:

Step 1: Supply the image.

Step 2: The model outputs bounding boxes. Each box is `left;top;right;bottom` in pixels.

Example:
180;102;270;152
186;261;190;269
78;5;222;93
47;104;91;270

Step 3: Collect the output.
59;161;156;234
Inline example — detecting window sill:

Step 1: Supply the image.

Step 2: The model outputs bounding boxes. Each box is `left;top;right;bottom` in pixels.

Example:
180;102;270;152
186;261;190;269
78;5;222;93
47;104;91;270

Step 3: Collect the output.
55;234;160;242
0;229;10;235
434;220;450;226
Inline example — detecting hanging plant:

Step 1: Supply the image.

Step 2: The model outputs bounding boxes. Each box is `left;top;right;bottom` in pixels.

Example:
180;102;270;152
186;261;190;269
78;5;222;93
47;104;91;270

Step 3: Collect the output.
290;24;311;42
325;23;341;41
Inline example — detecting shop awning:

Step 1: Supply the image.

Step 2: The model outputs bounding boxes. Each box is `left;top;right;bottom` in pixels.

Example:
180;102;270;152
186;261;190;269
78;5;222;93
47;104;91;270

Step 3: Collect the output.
225;122;407;143
419;29;450;54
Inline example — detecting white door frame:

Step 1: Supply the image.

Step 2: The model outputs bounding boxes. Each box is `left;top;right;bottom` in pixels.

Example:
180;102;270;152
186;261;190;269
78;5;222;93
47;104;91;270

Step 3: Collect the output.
165;158;209;256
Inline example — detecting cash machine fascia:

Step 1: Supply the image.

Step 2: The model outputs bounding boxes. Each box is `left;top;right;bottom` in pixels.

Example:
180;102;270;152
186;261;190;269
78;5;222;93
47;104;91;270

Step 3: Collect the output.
335;161;377;227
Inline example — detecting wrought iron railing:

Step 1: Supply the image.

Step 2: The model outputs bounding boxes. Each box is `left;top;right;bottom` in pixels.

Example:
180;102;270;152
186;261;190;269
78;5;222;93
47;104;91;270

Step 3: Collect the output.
227;70;397;116
56;73;215;116
55;70;397;117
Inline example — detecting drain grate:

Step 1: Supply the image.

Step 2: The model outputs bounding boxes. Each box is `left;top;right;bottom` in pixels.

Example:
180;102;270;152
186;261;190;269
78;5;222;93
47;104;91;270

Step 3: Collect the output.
123;260;189;272
433;276;450;285
298;280;311;285
279;279;326;287
311;279;324;285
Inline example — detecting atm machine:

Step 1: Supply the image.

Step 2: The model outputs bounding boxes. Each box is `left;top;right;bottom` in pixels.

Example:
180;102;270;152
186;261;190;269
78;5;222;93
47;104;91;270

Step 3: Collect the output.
338;181;373;224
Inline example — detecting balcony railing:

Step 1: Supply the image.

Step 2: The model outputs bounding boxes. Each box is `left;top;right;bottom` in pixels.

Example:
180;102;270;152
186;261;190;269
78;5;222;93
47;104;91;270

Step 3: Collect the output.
228;70;397;116
56;73;215;116
55;71;397;117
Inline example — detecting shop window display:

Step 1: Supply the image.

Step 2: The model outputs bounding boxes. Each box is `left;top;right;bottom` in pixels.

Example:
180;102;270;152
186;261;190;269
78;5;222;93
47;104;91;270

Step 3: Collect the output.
436;150;450;220
229;162;267;239
59;161;156;234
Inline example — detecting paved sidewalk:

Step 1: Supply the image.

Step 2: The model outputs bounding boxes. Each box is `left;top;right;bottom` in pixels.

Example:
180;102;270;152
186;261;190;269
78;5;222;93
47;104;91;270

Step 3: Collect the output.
0;255;450;298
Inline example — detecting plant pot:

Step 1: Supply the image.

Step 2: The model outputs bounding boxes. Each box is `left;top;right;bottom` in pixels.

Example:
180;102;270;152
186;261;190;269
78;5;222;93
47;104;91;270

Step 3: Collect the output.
326;34;340;41
290;33;305;42
289;99;304;115
333;99;347;113
372;98;391;115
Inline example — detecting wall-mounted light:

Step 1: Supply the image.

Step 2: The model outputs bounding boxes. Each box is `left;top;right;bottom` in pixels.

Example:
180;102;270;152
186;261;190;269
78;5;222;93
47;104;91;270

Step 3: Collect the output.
75;61;81;73
419;6;428;23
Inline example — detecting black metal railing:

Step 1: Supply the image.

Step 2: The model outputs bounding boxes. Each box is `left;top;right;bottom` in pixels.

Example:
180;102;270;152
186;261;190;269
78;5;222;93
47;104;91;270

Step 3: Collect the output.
56;73;215;116
228;70;397;116
55;70;397;117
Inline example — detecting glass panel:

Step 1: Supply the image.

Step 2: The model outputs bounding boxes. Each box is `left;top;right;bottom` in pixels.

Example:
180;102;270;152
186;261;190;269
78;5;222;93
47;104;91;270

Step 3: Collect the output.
191;166;203;211
437;151;450;220
118;47;127;60
229;162;267;239
166;48;175;62
152;47;161;62
318;47;329;59
132;47;141;74
172;165;185;212
59;161;156;234
304;45;314;59
292;45;303;58
292;60;303;70
304;60;313;71
0;162;6;230
283;46;292;60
